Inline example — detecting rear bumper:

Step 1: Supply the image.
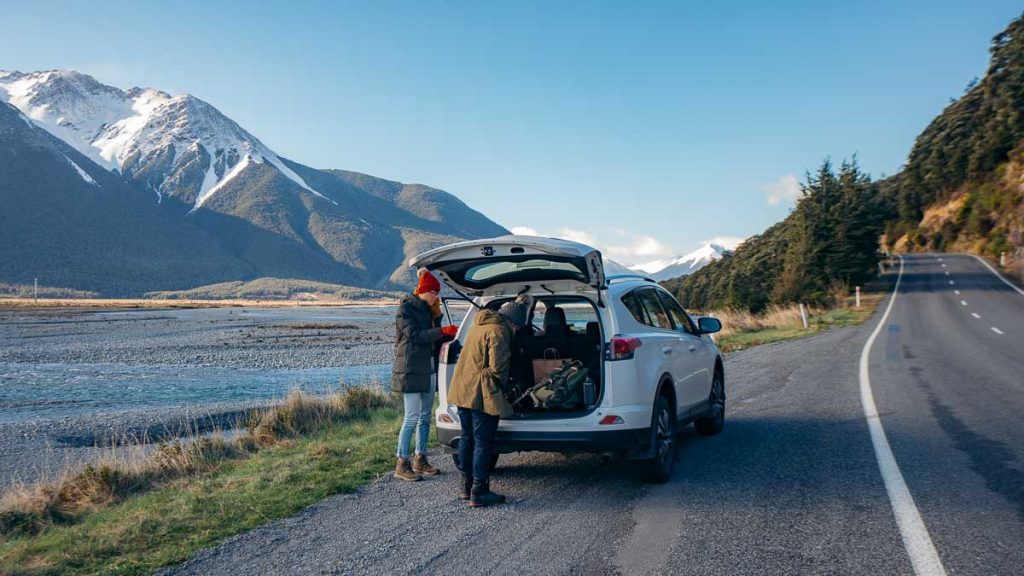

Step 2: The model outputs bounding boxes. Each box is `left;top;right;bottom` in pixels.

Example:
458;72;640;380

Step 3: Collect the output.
437;425;651;456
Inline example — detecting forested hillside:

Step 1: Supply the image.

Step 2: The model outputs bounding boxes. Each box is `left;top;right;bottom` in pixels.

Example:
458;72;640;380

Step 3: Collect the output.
663;160;885;312
664;12;1024;312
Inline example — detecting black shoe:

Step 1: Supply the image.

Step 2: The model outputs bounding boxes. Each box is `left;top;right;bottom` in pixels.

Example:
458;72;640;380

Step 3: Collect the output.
469;480;507;507
459;475;473;500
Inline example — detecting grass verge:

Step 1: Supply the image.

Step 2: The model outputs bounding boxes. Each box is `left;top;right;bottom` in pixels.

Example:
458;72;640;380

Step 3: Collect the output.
711;295;885;353
0;389;401;576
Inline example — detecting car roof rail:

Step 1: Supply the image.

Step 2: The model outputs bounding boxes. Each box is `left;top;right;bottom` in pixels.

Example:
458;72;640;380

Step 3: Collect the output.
606;274;656;284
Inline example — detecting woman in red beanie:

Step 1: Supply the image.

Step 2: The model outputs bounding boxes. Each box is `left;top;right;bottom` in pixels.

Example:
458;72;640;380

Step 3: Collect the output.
391;268;458;481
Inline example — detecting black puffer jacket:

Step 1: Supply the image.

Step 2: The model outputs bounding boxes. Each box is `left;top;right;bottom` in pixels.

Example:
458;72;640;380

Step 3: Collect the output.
390;294;444;393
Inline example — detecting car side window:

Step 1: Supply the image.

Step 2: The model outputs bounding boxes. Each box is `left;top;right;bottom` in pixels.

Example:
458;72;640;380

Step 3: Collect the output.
636;288;673;331
620;291;650;326
657;289;698;335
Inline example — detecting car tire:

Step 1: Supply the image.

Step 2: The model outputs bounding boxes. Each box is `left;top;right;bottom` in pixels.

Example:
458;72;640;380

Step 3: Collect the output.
694;371;725;436
644;395;675;483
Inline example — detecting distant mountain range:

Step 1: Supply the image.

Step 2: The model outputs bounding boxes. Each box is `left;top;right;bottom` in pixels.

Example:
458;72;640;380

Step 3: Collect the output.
0;70;507;296
629;243;733;281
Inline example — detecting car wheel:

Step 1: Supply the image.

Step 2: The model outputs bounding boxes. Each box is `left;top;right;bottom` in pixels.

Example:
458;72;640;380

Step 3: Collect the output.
694;371;725;436
644;395;675;483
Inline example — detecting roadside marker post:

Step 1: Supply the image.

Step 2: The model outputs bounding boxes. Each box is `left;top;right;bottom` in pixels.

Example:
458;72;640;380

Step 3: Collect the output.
1000;251;1006;267
799;303;809;328
856;286;861;308
34;278;38;302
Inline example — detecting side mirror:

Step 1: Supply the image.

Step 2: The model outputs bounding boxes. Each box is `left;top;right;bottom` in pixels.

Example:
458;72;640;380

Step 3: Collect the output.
697;317;722;335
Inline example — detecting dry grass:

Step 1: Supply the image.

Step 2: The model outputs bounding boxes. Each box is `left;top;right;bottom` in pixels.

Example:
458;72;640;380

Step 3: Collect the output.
706;296;884;353
709;304;814;338
0;388;398;538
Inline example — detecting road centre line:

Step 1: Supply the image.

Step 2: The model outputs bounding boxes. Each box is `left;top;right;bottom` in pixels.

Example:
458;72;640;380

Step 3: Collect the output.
941;264;946;268
859;256;948;576
945;271;950;275
971;313;981;319
971;254;1024;297
991;327;1004;335
961;300;968;306
949;281;955;285
954;290;960;295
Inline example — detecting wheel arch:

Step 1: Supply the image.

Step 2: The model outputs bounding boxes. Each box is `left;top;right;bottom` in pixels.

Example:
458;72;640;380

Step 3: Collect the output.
656;372;676;409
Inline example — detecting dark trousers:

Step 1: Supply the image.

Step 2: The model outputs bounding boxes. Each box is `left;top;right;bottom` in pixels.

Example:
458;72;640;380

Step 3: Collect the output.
457;407;499;483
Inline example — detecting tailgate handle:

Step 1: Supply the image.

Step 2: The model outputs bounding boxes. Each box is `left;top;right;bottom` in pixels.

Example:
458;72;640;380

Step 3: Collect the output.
661;346;673;354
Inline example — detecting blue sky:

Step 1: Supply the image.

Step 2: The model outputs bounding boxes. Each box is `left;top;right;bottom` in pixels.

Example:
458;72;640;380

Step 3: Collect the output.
3;1;1021;266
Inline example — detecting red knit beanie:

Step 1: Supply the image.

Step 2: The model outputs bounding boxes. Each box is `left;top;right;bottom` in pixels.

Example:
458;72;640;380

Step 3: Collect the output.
416;269;441;294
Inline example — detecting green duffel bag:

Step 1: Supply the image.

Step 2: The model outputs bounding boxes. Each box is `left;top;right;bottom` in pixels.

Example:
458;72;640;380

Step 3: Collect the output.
520;360;588;410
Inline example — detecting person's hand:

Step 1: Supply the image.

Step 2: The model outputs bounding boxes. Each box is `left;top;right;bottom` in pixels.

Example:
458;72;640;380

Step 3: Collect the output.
441;325;458;338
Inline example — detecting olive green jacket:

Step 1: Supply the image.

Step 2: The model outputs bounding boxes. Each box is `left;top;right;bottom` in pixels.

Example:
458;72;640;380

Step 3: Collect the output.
448;309;515;418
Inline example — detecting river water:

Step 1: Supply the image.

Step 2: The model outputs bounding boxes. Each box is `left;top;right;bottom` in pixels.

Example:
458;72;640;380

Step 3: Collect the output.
0;362;393;424
0;305;406;424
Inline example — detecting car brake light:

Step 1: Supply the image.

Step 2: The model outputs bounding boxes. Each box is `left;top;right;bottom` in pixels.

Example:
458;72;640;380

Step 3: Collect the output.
439;413;454;424
608;336;642;360
599;415;624;425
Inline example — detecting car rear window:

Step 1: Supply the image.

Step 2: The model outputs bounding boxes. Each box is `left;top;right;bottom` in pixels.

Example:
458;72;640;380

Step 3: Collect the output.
621;291;649;325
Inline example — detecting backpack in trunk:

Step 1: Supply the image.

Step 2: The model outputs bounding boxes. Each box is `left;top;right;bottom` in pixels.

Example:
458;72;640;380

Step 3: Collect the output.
513;360;588;410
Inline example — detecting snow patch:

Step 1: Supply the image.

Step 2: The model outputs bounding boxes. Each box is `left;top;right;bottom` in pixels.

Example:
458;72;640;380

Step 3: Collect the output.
193;153;251;211
64;155;98;186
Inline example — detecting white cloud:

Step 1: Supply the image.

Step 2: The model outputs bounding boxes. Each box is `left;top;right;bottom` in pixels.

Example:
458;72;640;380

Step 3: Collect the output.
703;236;746;250
606;234;674;261
762;173;802;206
558;228;598;246
510;226;539;236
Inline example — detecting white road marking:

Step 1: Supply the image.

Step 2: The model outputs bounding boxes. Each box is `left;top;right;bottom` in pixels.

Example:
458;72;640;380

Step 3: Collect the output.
991;327;1004;335
941;264;946;268
954;290;960;295
971;254;1024;297
948;281;954;286
944;271;950;276
971;313;981;319
859;256;948;576
961;300;968;306
938;257;943;261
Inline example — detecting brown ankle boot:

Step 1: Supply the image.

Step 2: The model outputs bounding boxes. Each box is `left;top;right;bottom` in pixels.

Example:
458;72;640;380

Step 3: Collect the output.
412;453;440;476
395;458;422;482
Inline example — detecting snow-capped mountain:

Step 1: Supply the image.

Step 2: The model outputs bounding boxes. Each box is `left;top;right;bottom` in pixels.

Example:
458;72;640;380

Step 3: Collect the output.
0;70;508;296
630;243;733;281
0;70;324;209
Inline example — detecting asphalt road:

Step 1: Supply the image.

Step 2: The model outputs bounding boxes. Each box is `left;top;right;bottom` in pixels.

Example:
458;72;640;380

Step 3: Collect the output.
163;254;1024;576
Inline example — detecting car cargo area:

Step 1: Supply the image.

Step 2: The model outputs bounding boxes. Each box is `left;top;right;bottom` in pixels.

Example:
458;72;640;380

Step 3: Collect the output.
502;296;604;419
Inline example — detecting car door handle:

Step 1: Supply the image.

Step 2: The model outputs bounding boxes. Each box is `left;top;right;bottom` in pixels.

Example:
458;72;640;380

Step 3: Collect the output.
688;345;697;352
661;346;673;354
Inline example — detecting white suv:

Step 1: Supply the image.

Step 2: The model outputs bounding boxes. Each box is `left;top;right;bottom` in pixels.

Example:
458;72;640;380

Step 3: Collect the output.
412;235;725;482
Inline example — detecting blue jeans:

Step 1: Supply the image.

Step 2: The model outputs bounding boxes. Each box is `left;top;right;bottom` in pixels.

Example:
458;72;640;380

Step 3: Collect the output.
396;388;435;459
457;407;499;482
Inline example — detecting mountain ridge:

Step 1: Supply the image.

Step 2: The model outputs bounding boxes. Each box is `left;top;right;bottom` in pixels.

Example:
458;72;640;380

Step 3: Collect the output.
0;70;508;296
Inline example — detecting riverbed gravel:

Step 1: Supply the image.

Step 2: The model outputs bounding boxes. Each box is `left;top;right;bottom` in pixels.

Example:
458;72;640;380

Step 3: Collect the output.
0;305;408;490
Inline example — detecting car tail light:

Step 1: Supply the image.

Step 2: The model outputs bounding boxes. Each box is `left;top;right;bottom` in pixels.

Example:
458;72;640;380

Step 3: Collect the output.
599;415;624;425
438;413;454;424
608;336;642;361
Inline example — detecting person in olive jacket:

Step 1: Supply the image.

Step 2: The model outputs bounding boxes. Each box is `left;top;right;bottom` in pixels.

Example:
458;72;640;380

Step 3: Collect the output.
448;293;533;506
391;269;458;482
